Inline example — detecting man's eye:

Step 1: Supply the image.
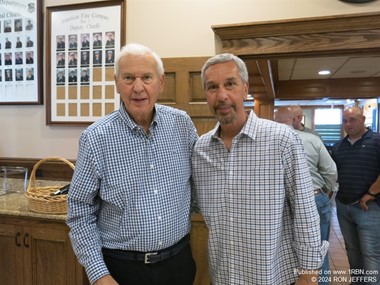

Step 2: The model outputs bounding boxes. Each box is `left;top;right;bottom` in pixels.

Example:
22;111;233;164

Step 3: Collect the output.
225;81;236;89
207;84;218;92
142;75;153;83
123;76;135;84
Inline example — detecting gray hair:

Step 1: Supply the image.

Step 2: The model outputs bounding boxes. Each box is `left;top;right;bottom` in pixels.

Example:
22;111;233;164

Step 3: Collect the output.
115;43;164;77
201;53;249;89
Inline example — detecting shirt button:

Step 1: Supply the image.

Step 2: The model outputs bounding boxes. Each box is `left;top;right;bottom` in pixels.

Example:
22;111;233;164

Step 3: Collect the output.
150;164;154;169
230;217;233;222
154;189;158;194
158;216;162;221
230;240;234;246
158;241;163;246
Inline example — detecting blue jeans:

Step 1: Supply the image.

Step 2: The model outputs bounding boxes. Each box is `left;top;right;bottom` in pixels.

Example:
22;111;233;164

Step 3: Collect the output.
336;199;380;285
315;192;332;285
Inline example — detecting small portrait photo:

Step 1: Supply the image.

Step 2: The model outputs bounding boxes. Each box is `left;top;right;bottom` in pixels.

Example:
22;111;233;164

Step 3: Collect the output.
81;33;90;50
57;69;66;85
26;68;34;81
93;50;102;66
105;50;115;65
0;70;2;82
80;68;90;84
5;37;12;49
69;35;78;50
0;53;2;66
4;53;12;65
5;69;13;81
92;33;102;49
26;51;34;64
68;52;78;67
26;36;34;47
28;3;35;13
15;68;24;81
16;36;23;48
15;52;23;65
25;19;33;31
4;20;12;33
105;32;115;48
14;19;23;32
68;69;77;84
80;51;90;66
56;52;66;67
57;35;65;50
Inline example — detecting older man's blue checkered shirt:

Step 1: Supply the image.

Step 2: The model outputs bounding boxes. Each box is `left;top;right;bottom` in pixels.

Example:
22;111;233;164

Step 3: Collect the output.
66;103;198;284
192;110;328;285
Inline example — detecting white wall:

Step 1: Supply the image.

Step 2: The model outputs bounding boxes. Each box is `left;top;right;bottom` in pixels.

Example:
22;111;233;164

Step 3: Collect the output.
2;0;380;159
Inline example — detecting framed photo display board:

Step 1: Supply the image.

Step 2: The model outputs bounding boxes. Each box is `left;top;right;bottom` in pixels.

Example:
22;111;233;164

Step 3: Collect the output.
0;0;43;104
46;0;126;125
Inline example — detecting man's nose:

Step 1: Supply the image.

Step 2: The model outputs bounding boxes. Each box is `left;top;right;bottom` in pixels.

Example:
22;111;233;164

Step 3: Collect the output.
132;78;144;92
216;87;228;101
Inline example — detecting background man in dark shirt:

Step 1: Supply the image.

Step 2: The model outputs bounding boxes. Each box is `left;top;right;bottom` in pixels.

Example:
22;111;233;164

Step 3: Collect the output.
331;106;380;284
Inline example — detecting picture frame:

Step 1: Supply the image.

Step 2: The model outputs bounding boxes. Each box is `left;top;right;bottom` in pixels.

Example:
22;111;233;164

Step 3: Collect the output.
0;0;43;105
46;0;126;125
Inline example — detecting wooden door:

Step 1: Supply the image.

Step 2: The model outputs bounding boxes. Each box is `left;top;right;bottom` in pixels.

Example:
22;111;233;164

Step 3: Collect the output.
0;222;24;285
23;224;78;285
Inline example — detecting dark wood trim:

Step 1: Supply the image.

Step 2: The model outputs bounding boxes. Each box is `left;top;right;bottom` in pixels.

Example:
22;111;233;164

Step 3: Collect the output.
0;158;75;181
213;12;380;58
212;12;380;39
277;78;380;100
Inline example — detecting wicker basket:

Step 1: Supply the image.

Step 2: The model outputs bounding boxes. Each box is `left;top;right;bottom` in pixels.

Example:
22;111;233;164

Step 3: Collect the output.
26;157;75;214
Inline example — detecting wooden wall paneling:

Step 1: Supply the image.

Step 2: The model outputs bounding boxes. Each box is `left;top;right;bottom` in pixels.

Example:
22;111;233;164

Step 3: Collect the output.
253;98;275;120
190;213;210;285
162;57;216;135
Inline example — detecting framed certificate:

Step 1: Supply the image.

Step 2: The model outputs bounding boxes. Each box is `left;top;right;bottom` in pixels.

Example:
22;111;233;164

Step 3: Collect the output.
0;0;43;104
46;0;126;125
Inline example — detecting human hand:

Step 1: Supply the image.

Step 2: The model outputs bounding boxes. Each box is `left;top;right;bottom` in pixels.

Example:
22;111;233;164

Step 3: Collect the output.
93;275;119;285
359;193;375;211
295;272;318;285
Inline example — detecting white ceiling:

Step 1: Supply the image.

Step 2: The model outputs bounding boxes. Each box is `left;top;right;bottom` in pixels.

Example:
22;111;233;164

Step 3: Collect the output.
275;56;380;106
278;56;380;80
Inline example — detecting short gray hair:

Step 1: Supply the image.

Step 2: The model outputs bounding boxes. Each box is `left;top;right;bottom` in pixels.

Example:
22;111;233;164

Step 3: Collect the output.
201;53;248;89
115;43;164;77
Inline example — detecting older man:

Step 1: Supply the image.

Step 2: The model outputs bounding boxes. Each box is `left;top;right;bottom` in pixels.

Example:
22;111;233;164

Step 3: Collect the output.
67;44;198;285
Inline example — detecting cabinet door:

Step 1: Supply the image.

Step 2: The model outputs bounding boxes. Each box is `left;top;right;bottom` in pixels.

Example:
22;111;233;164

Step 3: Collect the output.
0;223;24;285
23;225;78;285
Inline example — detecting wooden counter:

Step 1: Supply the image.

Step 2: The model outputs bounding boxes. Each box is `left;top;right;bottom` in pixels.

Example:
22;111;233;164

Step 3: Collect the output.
0;193;66;221
0;193;210;285
0;193;88;285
